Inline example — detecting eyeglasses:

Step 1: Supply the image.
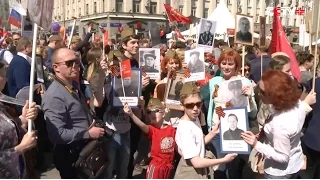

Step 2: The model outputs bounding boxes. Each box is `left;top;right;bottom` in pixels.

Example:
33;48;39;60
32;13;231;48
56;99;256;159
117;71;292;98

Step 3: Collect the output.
146;109;163;114
55;58;80;67
184;102;202;109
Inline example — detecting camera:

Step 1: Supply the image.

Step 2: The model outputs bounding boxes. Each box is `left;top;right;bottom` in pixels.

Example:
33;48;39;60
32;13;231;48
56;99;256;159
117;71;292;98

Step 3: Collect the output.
95;120;114;139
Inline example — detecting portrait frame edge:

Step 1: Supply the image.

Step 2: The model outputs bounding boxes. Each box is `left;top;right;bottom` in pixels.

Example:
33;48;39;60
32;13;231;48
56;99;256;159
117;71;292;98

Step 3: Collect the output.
164;71;185;111
234;13;255;46
111;68;142;108
219;106;251;155
196;18;217;50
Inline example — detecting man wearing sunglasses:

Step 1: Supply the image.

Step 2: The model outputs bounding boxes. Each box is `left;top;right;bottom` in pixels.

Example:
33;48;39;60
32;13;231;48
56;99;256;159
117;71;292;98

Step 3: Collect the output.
42;48;105;178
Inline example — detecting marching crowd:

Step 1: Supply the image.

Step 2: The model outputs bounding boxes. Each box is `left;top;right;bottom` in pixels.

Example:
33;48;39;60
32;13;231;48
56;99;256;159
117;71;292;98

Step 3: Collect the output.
0;24;320;180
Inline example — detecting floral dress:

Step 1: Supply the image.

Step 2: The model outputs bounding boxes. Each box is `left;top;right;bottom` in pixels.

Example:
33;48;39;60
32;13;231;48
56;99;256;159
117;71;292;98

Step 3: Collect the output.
0;103;25;178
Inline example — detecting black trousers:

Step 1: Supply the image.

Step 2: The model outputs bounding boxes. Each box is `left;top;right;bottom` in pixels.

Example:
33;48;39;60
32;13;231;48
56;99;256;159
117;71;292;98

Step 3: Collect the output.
301;141;320;179
53;144;80;179
127;123;142;178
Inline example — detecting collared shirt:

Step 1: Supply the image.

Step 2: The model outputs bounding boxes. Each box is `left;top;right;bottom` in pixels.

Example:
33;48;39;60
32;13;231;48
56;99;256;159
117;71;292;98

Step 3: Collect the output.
17;52;32;65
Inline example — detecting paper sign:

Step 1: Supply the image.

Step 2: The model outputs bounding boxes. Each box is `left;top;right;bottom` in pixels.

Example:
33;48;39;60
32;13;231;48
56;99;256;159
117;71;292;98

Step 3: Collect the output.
121;59;132;78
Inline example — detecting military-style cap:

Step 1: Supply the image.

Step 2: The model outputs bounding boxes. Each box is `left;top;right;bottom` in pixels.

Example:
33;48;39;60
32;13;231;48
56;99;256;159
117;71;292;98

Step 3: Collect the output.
165;50;176;59
190;50;200;57
144;50;156;60
49;35;62;42
220;45;233;52
147;98;165;109
121;27;135;40
180;82;200;96
271;52;289;58
71;36;81;44
107;50;123;64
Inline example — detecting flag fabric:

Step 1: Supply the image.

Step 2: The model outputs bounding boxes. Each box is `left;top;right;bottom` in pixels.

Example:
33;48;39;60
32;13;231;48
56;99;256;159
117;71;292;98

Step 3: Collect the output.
269;7;301;82
175;28;185;40
27;0;54;31
163;4;192;24
8;9;22;28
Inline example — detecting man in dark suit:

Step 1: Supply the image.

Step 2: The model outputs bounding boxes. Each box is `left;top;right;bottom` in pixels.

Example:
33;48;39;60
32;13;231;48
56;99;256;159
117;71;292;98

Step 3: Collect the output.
198;21;214;46
188;51;205;73
144;50;158;73
223;114;244;140
236;17;252;43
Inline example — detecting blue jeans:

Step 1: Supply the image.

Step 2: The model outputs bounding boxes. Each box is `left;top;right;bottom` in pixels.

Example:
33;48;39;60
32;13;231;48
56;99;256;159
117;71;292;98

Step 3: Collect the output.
264;172;298;179
104;131;131;179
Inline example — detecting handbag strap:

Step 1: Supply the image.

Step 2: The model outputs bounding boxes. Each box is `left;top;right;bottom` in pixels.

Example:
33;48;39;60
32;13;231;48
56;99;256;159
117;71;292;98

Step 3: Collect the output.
50;74;94;126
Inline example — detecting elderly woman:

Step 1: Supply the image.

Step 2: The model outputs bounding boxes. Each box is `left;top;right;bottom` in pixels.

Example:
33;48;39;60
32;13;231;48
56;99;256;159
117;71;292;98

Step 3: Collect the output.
0;61;39;178
242;70;308;179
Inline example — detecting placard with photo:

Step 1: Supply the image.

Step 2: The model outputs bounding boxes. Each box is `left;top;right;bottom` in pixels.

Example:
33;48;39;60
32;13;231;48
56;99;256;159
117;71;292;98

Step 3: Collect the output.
184;48;205;82
220;107;251;154
139;48;161;80
165;72;185;110
259;16;266;47
196;18;217;52
234;14;254;46
218;77;250;110
112;68;142;107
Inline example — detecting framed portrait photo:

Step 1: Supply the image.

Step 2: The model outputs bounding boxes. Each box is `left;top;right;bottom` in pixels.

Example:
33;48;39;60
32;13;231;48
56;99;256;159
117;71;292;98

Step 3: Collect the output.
185;48;205;82
234;14;254;46
139;48;161;80
165;71;185;111
259;16;266;48
220;107;251;154
112;68;142;107
219;77;250;110
196;18;217;52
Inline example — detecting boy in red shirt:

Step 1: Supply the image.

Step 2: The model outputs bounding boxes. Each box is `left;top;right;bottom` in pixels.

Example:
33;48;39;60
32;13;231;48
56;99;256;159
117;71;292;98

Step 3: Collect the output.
123;98;176;179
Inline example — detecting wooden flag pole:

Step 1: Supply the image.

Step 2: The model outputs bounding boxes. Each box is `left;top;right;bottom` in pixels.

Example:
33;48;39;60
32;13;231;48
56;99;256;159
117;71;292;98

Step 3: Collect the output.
309;22;312;54
312;5;320;91
28;23;38;134
242;45;245;76
260;55;263;78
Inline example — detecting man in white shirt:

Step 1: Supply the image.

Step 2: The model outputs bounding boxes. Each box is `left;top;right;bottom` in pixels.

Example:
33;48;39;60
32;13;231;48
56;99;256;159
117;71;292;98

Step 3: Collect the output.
174;82;237;178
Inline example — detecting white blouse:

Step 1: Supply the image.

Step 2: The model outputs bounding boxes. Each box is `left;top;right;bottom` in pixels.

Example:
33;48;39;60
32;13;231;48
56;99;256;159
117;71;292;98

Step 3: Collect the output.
255;101;306;176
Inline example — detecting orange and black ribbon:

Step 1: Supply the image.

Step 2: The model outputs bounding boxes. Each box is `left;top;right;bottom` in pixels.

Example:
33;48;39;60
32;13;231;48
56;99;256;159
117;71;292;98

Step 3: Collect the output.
184;67;191;78
141;66;147;77
212;85;219;98
109;65;120;77
225;101;233;108
215;106;225;119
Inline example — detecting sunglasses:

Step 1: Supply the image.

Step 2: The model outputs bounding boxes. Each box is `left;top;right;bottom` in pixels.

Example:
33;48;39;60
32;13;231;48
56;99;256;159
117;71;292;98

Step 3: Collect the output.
56;58;80;67
184;102;202;109
146;109;163;114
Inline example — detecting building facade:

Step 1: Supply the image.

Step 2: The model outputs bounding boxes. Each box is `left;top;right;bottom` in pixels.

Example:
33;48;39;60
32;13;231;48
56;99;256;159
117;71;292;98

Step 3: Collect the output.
15;0;312;40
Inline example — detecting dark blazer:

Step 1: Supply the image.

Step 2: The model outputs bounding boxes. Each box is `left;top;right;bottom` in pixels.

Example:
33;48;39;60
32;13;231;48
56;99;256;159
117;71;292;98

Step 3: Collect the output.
7;55;32;98
303;78;320;151
236;31;252;43
223;128;244;140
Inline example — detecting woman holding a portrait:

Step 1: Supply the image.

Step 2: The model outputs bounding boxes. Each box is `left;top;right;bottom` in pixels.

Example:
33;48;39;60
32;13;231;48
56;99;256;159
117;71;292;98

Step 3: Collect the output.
200;50;257;178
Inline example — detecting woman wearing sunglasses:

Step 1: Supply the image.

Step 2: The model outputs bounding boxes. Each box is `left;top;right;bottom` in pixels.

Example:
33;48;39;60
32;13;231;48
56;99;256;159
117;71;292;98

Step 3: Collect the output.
201;50;257;178
174;82;237;179
123;98;176;179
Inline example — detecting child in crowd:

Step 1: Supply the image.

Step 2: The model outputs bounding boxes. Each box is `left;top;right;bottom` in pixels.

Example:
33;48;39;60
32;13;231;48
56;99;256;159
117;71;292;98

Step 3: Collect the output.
174;82;238;179
123;98;176;179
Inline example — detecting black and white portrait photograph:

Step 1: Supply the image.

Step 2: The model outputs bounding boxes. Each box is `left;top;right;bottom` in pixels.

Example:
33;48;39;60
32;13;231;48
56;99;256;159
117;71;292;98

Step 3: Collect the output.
234;14;254;46
22;16;33;38
112;68;141;107
165;72;185;110
196;18;217;51
220;107;250;154
184;48;205;82
259;16;266;47
139;48;160;79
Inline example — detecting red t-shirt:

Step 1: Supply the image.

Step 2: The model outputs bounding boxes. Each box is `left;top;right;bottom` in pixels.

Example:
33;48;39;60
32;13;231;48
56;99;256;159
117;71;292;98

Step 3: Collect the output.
147;125;176;166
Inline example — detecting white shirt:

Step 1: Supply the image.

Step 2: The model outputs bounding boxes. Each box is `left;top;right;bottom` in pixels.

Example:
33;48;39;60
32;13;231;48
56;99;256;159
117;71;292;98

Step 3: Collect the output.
0;49;13;64
255;101;306;176
175;118;205;160
17;52;32;65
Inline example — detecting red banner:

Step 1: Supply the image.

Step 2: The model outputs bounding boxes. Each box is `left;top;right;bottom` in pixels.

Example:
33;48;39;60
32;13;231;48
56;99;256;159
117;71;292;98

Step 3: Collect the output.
121;59;132;78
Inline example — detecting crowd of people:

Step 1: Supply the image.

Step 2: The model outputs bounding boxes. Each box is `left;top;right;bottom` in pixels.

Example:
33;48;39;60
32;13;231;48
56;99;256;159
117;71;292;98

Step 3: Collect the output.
0;24;319;180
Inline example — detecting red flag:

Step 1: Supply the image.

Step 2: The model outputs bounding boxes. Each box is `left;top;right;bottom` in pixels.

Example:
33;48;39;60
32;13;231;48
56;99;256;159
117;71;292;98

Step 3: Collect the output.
175;28;184;39
163;4;192;24
198;73;212;86
270;7;301;82
121;59;132;78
